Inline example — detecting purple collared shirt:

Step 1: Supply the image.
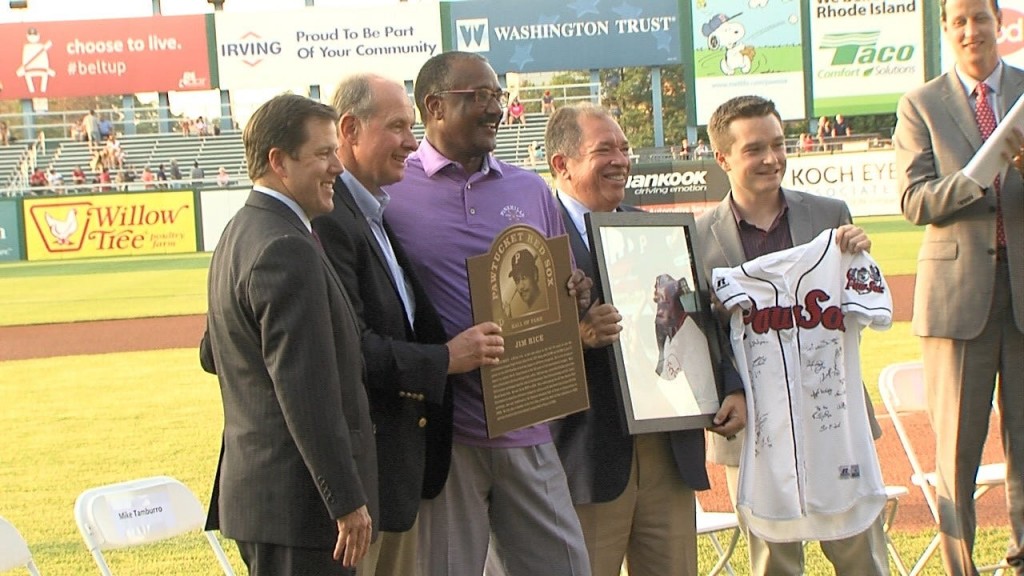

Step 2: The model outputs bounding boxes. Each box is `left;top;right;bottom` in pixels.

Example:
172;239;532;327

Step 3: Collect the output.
385;139;568;448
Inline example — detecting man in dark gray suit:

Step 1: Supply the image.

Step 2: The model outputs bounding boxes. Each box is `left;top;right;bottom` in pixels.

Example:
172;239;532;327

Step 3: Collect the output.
894;1;1024;572
313;74;504;576
545;103;746;576
204;93;377;576
696;95;885;576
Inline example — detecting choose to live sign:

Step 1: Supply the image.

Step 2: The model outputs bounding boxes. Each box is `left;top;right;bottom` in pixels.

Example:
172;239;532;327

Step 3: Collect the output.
0;15;212;99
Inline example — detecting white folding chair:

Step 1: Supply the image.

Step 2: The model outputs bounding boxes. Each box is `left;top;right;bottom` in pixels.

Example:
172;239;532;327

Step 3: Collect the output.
696;497;741;576
0;516;41;575
879;361;1009;576
883;484;911;576
74;475;234;576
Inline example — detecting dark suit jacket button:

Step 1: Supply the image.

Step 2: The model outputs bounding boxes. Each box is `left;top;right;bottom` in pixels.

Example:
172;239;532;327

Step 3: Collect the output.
418;417;427;428
988;248;996;255
416;394;425;401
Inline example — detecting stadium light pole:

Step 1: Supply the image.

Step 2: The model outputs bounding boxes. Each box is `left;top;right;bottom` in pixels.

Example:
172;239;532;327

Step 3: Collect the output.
207;0;233;133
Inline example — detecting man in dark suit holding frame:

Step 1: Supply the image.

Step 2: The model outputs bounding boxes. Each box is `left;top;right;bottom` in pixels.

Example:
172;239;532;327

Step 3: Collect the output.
545;102;746;576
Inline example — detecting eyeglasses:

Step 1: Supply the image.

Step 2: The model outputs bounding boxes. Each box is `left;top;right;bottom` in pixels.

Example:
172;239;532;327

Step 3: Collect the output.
435;88;510;107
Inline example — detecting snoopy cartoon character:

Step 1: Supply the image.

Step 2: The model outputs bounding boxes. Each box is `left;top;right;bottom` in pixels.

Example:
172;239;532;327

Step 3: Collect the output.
702;13;755;75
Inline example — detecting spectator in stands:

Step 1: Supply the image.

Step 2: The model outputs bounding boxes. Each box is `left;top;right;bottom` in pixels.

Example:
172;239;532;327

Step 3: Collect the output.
156;163;168;187
190;160;205;190
694;138;711;158
83;110;100;151
98;167;112;191
105;134;124;169
98;116;113;141
527;140;545;168
179;118;193;136
115;168;128;192
816;115;832;151
70;119;85;142
831;114;851;137
34;131;46;155
507;97;526;126
212;122;222;136
71;165;86;189
542;90;556;116
141;165;156;189
29;167;48;193
801;132;814;153
216;166;232;188
195;116;208;136
678;137;692;159
89;150;104;174
1;121;11;146
48;167;64;194
169;159;183;188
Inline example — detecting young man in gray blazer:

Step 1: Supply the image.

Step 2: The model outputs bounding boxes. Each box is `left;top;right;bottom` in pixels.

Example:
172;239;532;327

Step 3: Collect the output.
893;1;1024;572
696;95;887;576
204;94;377;575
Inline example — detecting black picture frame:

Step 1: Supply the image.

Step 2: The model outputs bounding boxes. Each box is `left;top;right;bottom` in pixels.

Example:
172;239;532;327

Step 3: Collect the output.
585;211;721;434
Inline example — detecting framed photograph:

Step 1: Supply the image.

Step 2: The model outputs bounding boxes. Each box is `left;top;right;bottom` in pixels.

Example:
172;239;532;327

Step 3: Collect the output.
585;211;721;434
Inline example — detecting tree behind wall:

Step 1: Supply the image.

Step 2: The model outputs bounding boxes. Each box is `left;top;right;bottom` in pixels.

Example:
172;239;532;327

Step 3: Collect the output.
601;64;687;149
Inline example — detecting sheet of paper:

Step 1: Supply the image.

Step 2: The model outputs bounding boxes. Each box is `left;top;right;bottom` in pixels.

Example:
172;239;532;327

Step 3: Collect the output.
964;93;1024;187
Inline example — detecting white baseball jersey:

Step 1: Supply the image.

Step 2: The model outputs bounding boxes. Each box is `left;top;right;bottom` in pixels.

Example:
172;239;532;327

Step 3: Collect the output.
711;229;892;543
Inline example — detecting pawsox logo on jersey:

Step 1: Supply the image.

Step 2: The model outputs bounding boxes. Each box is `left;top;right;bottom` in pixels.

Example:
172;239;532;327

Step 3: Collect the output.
742;289;845;334
845;265;884;295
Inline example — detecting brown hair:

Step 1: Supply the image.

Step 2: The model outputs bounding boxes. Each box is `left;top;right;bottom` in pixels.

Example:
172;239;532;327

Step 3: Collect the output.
243;93;338;181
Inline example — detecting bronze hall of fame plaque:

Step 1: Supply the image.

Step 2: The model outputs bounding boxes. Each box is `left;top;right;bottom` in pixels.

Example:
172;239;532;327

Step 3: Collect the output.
467;224;589;438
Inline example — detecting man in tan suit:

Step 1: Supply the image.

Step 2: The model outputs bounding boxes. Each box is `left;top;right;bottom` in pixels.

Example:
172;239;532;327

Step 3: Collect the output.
893;1;1024;573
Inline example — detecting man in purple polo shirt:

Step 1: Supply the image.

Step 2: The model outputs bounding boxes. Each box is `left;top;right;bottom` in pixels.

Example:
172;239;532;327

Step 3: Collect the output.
385;51;621;576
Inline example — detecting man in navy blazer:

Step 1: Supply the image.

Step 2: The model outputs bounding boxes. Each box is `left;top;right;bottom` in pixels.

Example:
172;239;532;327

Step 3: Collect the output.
545;103;746;576
313;74;505;576
204;94;377;575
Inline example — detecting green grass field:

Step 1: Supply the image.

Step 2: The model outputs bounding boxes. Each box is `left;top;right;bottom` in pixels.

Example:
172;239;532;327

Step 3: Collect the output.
1;215;1013;575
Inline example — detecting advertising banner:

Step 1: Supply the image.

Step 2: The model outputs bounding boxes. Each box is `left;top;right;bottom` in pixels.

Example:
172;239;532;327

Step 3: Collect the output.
0;15;212;99
448;0;682;74
0;198;23;262
214;3;442;89
690;0;806;124
624;151;900;218
783;150;900;217
624;160;730;216
23;191;197;261
810;0;925;116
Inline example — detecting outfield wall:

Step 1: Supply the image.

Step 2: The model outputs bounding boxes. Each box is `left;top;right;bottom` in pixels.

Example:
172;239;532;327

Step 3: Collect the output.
0;149;902;263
